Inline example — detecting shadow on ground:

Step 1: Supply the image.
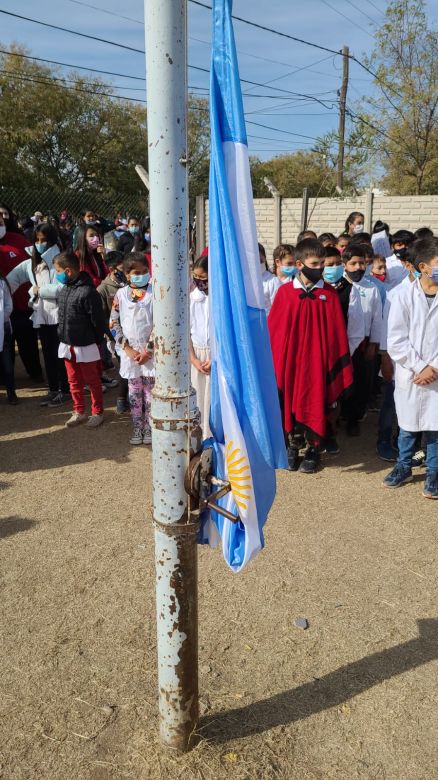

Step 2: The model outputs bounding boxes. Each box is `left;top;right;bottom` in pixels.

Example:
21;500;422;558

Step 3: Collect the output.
0;516;36;539
200;619;438;743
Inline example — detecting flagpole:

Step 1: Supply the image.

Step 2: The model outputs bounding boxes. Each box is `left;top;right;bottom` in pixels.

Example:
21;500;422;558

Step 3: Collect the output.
144;0;201;751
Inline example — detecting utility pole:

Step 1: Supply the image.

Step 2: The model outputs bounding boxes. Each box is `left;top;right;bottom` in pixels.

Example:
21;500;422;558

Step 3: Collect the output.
337;45;349;191
144;0;201;752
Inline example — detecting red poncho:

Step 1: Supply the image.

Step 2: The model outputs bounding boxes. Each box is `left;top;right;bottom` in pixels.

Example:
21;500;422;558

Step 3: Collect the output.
268;282;353;438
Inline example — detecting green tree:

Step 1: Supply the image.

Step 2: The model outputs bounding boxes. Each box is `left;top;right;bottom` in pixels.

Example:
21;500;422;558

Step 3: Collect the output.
360;0;438;195
249;150;337;198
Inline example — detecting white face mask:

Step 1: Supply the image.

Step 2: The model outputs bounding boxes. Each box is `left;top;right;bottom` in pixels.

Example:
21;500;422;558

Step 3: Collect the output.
353;223;364;234
0;225;6;240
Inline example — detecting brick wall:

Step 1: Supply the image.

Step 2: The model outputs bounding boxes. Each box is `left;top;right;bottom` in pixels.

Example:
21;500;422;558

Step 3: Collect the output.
202;194;438;259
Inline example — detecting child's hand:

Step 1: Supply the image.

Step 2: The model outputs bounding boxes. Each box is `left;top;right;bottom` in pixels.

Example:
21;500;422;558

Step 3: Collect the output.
31;285;39;295
192;357;209;374
125;345;140;361
201;359;211;374
413;365;438;386
135;350;153;365
96;244;106;257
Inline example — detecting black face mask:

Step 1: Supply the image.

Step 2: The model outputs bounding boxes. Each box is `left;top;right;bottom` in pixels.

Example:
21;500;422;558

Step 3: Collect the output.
300;265;323;284
114;270;126;284
395;248;407;260
194;278;208;295
348;269;365;283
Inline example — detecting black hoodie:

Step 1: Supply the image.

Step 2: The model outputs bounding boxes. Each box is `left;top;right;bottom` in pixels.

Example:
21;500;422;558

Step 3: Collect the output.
57;271;106;347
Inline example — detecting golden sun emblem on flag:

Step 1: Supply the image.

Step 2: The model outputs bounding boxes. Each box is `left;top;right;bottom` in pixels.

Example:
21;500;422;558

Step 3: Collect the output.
225;440;252;511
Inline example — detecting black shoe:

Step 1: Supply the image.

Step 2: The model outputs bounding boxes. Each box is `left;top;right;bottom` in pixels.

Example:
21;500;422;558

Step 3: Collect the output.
7;390;19;405
287;446;300;471
322;435;340;455
299;447;320;474
346;420;360;437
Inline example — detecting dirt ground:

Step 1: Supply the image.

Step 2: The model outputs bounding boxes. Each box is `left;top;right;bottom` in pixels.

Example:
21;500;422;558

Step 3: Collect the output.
1;365;437;780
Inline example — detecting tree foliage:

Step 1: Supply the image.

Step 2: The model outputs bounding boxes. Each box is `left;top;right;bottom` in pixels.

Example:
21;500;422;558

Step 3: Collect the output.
361;0;438;194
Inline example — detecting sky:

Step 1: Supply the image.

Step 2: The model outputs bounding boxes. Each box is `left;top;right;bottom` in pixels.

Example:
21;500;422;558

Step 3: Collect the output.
1;0;437;161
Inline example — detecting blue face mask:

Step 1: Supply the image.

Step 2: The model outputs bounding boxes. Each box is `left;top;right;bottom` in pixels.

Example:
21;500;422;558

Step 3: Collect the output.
56;271;69;284
35;242;47;255
429;267;438;282
85;219;97;226
413;270;422;279
144;232;150;241
130;272;150;288
129;226;140;235
323;265;344;284
280;266;298;278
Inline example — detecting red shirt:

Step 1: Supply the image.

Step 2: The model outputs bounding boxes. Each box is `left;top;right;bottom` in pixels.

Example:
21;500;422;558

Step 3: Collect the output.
0;231;31;312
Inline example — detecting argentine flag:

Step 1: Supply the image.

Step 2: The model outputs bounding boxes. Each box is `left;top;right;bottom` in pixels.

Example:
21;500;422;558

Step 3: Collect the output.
201;0;288;572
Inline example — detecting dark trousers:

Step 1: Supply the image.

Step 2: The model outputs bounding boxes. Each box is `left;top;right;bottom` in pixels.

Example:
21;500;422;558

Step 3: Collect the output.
10;310;42;379
0;323;15;393
342;349;374;423
377;380;396;445
39;324;70;394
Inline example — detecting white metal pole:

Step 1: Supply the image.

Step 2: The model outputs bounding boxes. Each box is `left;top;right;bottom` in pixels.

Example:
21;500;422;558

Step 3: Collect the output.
144;0;201;752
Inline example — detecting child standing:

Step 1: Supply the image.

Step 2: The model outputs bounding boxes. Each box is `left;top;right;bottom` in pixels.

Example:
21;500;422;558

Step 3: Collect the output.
272;244;297;284
268;239;353;473
259;243;280;313
55;252;107;428
341;244;383;436
385;229;415;289
109;253;154;445
384;237;438;499
97;251;129;414
190;255;211;439
0;273;15;403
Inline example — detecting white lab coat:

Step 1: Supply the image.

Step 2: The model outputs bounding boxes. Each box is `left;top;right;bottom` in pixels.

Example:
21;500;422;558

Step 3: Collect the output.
379;276;411;352
385;253;409;290
387;278;438;431
351;276;382;345
261;269;281;314
347;284;366;356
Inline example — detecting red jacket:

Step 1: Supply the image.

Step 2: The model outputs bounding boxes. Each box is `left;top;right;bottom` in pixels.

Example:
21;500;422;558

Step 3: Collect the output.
75;249;108;288
0;231;31;312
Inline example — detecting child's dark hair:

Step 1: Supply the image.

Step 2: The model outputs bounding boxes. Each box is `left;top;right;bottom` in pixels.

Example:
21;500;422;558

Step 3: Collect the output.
412;237;438;270
0;202;19;233
273;244;294;261
391;229;414;245
414;226;433;240
106;250;124;270
55;251;79;271
372;220;389;234
297;230;317;242
258;242;266;258
295;238;325;263
347;231;371;245
344;211;364;233
318;232;336;244
123;251;149;274
32;222;61;272
193;255;208;273
128;215;140;223
342;244;367;263
324;245;341;258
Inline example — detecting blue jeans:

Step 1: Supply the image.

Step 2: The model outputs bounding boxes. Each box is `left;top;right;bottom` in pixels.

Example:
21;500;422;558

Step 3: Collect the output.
398;429;438;473
378;380;395;444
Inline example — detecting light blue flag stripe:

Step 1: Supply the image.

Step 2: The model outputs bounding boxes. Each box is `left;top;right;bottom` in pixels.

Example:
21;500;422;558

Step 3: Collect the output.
201;0;287;571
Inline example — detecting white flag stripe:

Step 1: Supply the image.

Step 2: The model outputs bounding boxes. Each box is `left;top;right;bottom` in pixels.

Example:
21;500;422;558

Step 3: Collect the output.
222;141;265;311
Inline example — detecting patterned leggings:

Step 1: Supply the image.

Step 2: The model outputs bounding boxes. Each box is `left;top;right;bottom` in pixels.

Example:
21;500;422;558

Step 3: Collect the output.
128;376;155;430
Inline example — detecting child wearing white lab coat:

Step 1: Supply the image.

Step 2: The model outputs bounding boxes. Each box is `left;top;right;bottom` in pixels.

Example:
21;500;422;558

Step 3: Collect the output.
0;274;16;402
384;237;438;499
341;244;383;436
259;243;280;313
190;255;211;440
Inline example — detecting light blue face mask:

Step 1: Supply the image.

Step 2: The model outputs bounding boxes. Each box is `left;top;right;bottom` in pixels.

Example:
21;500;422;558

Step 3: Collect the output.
129;226;140;235
130;272;150;287
56;271;69;284
280;266;298;278
429;267;438;282
35;242;47;255
323;265;344;284
413;270;422;279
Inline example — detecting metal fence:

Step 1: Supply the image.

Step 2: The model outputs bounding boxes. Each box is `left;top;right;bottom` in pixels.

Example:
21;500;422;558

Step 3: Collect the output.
0;185;148;221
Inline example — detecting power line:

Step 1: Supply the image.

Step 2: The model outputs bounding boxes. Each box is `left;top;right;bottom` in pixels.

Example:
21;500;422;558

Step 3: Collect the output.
0;48;147;82
189;1;343;56
317;0;372;36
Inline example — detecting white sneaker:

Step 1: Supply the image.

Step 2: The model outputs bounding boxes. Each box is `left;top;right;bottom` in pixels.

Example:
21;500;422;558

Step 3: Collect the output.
86;414;104;428
142;428;152;445
130;426;143;445
65;412;87;428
